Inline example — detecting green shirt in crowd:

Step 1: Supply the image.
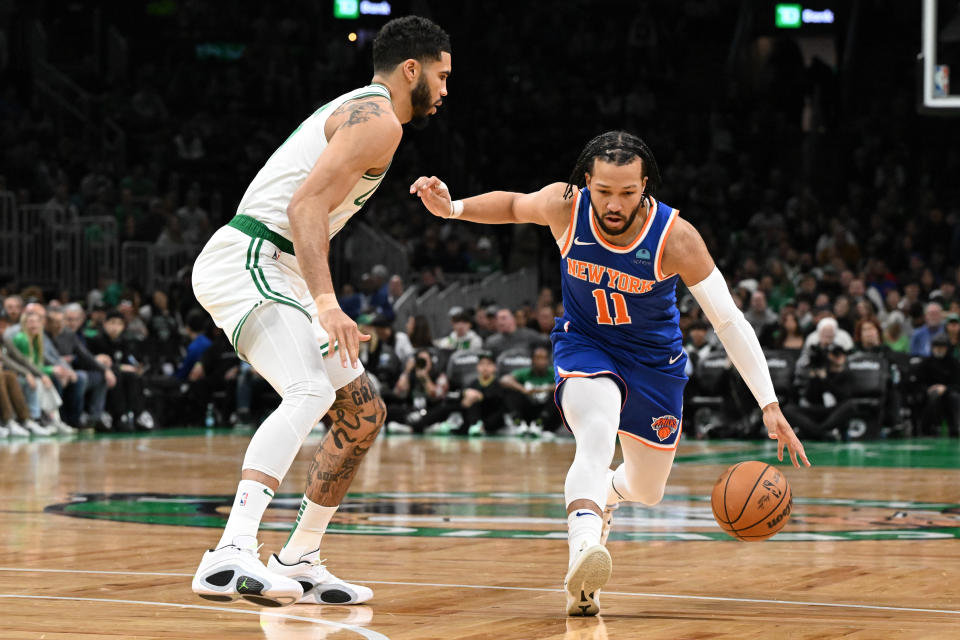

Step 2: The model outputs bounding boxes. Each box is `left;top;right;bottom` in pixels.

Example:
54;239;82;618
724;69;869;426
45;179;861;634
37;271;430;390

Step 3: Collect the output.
12;331;54;376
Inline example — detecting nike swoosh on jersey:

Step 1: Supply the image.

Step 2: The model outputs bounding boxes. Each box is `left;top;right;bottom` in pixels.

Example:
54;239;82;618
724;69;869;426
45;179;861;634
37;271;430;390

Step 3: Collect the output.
669;352;683;364
573;236;595;246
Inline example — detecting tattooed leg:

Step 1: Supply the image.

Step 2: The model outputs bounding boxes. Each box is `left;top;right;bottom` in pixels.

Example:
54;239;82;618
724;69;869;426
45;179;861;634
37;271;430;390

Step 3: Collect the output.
305;373;387;506
276;373;386;565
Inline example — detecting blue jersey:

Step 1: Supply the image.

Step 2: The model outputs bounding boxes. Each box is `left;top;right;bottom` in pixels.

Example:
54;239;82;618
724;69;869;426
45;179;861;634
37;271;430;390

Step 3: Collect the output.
551;187;687;449
556;187;683;363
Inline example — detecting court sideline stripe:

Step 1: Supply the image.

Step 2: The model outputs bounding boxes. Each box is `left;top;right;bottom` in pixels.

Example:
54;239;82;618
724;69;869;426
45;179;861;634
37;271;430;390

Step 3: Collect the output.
0;594;389;640
1;567;957;616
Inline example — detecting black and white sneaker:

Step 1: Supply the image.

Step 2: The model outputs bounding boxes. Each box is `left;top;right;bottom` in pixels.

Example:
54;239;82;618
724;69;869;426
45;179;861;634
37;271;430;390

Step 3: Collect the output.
267;553;373;604
192;544;303;607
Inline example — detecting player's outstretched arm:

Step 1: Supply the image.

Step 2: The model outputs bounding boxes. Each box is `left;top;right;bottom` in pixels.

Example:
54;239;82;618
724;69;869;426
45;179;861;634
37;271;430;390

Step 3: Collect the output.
409;177;571;239
662;218;811;468
289;97;402;368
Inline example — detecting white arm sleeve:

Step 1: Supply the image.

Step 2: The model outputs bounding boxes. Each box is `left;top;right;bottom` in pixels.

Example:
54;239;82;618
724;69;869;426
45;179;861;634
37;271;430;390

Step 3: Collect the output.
688;267;779;409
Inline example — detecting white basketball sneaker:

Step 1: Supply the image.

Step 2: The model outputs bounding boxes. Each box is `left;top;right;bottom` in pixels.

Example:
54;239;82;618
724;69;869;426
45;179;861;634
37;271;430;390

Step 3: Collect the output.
267;553;373;605
192;544;303;607
563;542;612;616
52;418;77;435
25;419;54;436
7;421;30;437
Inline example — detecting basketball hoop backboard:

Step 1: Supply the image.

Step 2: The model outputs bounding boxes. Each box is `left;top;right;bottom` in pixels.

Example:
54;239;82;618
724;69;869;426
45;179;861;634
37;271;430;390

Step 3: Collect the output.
919;0;960;114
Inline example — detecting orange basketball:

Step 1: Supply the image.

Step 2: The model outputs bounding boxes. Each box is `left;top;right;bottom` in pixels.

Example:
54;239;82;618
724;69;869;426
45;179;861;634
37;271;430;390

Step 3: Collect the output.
711;461;792;541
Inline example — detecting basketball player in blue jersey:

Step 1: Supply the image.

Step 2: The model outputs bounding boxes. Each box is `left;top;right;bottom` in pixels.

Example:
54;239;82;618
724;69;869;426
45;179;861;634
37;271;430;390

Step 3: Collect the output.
189;17;450;607
410;131;810;616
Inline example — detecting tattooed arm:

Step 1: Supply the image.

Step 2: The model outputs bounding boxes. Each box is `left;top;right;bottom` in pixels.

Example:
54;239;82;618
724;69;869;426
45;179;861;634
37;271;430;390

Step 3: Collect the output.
289;96;402;368
306;372;387;506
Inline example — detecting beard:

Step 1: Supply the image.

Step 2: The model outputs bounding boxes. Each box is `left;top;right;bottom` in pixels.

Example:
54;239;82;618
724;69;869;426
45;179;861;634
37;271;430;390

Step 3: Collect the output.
408;77;435;130
590;196;645;236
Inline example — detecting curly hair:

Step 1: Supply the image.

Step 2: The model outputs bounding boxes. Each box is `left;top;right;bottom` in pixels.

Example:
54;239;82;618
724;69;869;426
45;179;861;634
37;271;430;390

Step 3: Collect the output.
564;130;661;203
373;16;451;73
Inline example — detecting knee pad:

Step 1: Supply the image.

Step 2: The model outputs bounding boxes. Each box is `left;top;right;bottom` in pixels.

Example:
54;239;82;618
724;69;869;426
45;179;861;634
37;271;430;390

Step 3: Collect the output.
282;377;336;441
242;376;335;481
561;376;622;510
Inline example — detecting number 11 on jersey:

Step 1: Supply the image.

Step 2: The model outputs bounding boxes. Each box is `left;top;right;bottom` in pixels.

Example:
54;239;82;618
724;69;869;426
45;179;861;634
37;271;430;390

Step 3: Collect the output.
592;289;632;325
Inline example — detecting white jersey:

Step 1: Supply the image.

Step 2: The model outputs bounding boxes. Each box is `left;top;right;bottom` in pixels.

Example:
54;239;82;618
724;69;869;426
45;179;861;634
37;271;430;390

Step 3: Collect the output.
235;83;392;242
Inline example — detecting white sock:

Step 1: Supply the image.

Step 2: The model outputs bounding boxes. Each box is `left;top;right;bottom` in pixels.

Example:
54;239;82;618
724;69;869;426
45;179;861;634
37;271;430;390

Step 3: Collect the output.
567;510;602;565
277;496;338;564
217;479;275;550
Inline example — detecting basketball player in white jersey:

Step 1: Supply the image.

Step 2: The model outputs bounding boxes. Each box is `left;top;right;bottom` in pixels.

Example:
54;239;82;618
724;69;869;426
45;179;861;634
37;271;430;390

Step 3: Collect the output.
190;16;451;607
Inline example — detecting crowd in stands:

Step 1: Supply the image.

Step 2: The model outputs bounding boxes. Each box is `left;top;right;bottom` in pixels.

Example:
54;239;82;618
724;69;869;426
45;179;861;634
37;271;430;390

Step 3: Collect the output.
2;252;960;441
1;2;959;439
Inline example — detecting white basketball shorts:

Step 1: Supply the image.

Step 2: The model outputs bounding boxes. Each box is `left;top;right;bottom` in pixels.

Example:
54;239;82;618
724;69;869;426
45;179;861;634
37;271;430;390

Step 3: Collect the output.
192;216;363;390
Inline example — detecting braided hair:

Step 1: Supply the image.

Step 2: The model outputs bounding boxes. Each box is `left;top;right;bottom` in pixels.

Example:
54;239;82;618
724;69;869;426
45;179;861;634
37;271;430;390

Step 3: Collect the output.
564;131;661;205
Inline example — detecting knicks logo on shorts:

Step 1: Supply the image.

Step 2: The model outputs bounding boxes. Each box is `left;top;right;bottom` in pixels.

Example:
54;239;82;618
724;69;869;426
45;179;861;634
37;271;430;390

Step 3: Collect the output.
650;415;679;441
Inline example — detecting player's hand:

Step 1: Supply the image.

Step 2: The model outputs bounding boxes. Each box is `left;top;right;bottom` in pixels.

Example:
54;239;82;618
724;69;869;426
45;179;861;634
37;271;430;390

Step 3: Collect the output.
409;176;453;219
762;403;811;468
317;308;370;368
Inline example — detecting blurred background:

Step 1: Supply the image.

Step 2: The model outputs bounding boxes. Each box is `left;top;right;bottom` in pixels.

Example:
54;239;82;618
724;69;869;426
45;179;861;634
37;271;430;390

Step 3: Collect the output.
1;0;959;442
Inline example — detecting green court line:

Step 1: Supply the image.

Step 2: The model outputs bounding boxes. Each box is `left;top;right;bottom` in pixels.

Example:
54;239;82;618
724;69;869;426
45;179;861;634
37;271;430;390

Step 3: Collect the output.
46;494;960;542
5;430;959;469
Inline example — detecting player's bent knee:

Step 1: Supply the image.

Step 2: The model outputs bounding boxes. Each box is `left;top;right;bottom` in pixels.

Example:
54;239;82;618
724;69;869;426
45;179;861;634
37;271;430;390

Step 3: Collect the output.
615;482;665;506
620;471;666;506
344;394;386;440
632;485;666;506
285;377;336;410
576;431;617;465
285;376;336;398
324;376;387;443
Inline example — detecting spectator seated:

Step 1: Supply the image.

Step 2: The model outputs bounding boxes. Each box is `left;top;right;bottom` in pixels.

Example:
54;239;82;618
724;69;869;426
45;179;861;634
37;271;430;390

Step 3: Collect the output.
844;352;889;439
496;348;532;376
446;350;482;394
686;353;734;438
764;349;799;406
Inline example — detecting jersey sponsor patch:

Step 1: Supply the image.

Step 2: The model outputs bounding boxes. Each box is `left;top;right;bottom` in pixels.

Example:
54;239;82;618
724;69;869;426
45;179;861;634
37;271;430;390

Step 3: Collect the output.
651;415;680;441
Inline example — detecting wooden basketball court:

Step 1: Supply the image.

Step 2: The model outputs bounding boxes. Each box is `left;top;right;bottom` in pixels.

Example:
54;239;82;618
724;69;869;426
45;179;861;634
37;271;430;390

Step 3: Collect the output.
2;429;959;639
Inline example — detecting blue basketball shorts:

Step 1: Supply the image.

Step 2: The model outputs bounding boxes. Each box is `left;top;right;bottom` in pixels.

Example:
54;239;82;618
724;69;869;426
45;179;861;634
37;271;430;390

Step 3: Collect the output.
551;327;688;449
